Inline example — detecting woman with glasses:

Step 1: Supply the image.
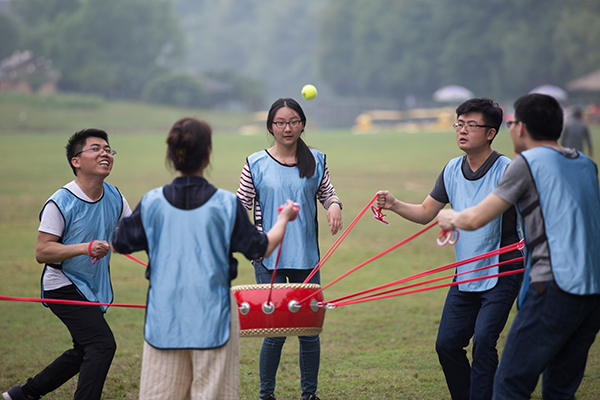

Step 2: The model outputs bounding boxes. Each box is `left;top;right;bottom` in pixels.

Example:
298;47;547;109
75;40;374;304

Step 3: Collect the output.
236;98;343;400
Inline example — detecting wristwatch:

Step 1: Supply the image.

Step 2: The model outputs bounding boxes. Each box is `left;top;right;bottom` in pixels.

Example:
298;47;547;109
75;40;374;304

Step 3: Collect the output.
330;200;343;210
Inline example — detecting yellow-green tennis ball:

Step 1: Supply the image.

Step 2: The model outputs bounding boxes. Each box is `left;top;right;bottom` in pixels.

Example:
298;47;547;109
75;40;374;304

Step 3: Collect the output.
302;84;317;101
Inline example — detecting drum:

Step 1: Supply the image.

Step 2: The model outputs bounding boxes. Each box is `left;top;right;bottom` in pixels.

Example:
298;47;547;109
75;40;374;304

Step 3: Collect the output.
231;283;325;337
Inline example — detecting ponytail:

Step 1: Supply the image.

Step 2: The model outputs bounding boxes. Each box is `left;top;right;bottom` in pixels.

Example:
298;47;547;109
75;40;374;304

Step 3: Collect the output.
295;137;316;178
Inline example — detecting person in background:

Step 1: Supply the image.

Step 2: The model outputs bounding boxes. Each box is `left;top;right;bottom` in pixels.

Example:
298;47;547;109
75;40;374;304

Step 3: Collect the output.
112;117;298;400
376;98;523;400
3;129;131;400
561;105;593;157
438;93;600;399
237;98;343;400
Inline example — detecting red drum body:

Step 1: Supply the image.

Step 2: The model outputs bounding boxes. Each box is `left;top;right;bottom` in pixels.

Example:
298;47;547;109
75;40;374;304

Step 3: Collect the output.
231;283;325;337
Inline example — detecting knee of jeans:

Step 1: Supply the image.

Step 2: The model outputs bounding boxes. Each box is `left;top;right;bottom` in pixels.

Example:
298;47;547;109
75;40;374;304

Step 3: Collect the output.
435;335;456;355
264;336;286;349
472;334;498;352
298;334;320;345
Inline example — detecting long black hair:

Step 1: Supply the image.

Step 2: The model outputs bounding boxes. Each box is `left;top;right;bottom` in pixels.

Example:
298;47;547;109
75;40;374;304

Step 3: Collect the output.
266;98;315;178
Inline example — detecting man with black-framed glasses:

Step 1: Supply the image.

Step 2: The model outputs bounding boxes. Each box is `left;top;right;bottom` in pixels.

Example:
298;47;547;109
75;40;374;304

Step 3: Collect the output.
3;129;131;400
438;93;600;400
376;98;523;400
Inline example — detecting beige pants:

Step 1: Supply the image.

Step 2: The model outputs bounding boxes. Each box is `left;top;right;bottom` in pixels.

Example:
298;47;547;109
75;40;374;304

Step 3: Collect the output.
138;294;240;400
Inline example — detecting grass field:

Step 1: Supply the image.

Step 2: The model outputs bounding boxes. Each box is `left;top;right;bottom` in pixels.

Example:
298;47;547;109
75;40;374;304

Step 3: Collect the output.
1;94;599;399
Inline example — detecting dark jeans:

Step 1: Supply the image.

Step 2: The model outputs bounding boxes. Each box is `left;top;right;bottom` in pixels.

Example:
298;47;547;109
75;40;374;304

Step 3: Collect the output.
493;281;600;400
436;271;522;400
22;285;116;400
253;262;321;400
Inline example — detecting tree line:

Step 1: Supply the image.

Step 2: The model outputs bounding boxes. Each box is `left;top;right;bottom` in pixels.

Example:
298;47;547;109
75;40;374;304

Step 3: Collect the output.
318;0;600;105
1;0;599;110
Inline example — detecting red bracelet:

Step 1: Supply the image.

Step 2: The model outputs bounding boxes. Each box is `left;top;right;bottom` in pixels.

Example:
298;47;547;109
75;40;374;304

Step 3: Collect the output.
88;240;95;257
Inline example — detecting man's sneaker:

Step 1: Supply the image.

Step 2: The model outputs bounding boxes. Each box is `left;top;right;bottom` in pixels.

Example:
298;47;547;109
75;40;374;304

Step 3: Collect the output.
2;384;29;400
260;395;276;400
306;396;320;400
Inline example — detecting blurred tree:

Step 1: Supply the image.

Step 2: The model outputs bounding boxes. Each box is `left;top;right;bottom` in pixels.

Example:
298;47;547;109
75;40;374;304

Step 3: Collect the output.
0;12;20;60
552;0;600;83
10;0;81;25
319;0;442;100
142;72;209;108
205;69;266;111
11;0;185;99
175;0;325;104
318;0;600;104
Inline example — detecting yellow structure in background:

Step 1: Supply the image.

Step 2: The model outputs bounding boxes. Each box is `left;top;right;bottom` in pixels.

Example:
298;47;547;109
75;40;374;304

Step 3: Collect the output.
354;107;455;133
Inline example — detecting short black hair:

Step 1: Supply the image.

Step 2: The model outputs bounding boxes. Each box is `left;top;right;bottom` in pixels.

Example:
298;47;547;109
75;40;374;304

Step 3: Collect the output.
65;129;110;176
513;94;563;141
456;98;503;143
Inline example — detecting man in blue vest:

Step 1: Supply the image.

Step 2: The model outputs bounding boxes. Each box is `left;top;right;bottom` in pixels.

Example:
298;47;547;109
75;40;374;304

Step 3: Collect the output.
3;129;131;400
437;93;600;399
377;98;523;400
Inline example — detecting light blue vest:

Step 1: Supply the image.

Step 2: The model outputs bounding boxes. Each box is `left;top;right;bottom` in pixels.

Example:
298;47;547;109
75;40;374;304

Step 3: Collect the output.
41;183;123;311
141;188;237;349
248;148;325;270
520;147;600;297
444;155;511;291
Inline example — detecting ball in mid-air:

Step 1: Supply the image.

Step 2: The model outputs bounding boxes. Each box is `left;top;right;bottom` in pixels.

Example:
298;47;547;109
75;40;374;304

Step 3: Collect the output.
301;84;317;101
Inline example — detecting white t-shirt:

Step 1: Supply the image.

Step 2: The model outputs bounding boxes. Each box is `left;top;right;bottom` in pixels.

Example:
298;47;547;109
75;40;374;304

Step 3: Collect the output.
39;180;132;290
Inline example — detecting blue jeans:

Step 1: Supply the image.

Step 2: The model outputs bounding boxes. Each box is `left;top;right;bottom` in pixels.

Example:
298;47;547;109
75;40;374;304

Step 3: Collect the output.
436;271;522;400
493;281;600;400
253;262;321;400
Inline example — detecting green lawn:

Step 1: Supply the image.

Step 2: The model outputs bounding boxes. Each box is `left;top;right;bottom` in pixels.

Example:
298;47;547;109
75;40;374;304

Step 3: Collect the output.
1;94;599;399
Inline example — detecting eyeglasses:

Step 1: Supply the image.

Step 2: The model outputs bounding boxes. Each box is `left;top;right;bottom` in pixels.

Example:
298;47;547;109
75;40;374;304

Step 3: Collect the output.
453;123;493;132
75;146;117;157
506;120;520;128
273;120;302;129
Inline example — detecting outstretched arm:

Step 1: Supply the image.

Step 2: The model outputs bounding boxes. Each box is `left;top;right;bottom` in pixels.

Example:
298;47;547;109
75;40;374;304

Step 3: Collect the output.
376;191;445;225
437;193;512;231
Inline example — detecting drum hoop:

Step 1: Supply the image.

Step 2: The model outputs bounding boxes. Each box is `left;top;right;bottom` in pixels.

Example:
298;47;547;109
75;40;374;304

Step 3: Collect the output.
231;283;321;291
240;327;323;337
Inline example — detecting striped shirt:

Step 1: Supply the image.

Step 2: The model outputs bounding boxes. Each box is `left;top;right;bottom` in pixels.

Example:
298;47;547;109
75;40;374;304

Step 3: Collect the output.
236;158;338;232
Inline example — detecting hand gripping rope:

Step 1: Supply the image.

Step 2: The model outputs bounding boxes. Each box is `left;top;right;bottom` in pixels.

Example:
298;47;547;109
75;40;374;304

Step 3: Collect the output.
1;197;524;315
297;195;524;308
262;202;301;313
0;246;150;309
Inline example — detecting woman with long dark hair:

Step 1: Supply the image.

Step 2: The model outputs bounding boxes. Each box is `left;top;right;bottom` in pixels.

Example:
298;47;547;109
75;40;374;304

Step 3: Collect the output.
237;98;343;400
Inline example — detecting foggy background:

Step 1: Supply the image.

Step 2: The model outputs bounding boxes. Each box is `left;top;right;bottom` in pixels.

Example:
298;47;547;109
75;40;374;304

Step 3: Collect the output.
1;0;599;127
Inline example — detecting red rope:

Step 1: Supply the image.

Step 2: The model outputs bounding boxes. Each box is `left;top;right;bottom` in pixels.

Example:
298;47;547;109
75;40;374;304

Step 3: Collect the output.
330;268;525;307
266;234;284;306
303;194;379;284
327;239;524;303
0;295;146;308
298;220;440;305
331;257;524;305
123;253;148;267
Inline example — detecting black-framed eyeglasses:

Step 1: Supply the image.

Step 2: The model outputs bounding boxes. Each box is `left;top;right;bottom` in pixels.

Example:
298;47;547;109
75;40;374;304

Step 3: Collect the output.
75;146;117;157
453;122;493;132
273;120;302;129
506;120;520;128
